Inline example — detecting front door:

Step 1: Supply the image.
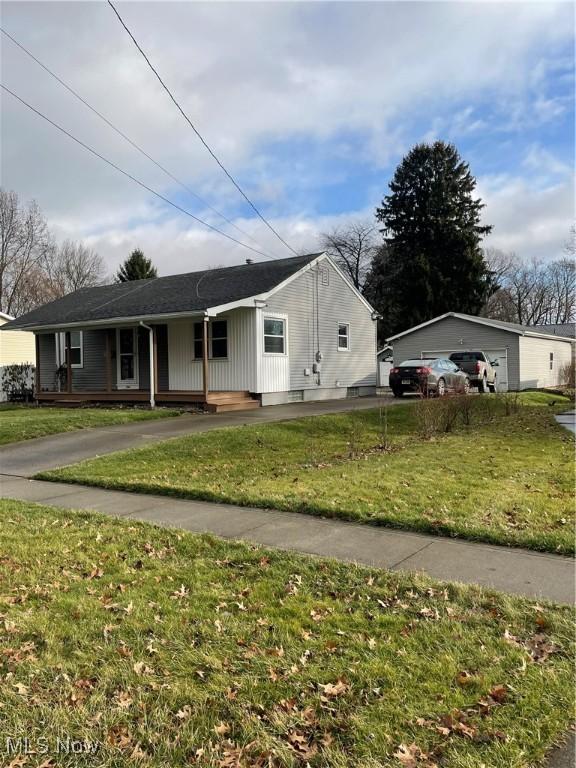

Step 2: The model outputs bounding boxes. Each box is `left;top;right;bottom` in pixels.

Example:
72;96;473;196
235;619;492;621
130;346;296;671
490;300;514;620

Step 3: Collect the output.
116;328;139;389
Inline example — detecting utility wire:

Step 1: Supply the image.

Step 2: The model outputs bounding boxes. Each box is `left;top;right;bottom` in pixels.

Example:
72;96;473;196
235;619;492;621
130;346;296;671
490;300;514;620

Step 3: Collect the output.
0;84;275;261
107;0;299;258
0;26;274;256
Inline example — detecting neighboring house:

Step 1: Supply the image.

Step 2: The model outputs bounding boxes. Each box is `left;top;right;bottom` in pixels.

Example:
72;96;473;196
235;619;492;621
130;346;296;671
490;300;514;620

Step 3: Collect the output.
0;253;378;411
0;311;37;401
387;312;575;391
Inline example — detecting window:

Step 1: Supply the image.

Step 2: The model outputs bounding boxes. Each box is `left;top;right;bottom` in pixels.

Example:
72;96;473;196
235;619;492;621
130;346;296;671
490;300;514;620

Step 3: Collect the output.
211;320;228;358
550;352;554;370
264;317;286;354
57;331;83;367
320;268;329;286
338;323;350;351
193;320;228;359
193;322;204;359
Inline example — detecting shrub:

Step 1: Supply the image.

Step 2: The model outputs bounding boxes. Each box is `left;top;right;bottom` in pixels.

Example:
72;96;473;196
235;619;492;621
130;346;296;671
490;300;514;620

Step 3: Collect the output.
1;363;35;402
560;359;575;389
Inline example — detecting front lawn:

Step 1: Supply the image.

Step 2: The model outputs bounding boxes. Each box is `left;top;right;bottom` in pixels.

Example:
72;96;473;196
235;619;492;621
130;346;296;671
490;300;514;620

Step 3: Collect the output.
42;393;575;554
0;499;573;767
0;404;180;445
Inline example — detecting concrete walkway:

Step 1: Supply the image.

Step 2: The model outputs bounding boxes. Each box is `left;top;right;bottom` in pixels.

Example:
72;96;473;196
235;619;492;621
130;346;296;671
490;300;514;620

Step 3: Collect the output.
1;474;573;604
555;409;576;435
0;395;392;477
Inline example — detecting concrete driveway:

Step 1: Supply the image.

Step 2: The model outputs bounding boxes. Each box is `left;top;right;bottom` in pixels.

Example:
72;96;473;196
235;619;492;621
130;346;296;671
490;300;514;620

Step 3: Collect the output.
0;395;395;477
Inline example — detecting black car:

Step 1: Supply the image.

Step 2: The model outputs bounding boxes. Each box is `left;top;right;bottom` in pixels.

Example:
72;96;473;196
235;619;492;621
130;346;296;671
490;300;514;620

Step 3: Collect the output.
389;358;470;397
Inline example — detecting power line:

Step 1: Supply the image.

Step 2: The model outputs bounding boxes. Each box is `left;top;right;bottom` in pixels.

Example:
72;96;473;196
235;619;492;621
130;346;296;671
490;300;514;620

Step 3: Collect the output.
107;0;299;258
0;26;274;256
0;84;276;262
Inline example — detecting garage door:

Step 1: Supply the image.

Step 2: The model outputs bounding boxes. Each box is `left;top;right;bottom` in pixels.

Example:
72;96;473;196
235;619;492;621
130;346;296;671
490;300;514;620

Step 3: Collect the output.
421;348;509;392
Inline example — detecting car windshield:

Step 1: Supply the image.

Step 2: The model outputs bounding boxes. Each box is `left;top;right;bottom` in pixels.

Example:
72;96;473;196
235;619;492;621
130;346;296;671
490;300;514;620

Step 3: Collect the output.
449;352;483;362
399;359;436;367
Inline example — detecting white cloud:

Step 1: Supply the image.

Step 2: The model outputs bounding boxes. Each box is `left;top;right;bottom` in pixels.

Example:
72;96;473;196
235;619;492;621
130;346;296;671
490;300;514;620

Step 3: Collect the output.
0;1;573;274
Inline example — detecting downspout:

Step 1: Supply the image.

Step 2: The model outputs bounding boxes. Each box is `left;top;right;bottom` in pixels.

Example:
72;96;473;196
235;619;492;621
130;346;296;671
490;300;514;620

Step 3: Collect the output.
139;322;155;408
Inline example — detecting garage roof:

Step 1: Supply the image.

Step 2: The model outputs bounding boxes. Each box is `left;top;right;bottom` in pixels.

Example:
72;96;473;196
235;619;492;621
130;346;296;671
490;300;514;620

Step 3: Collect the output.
387;312;576;344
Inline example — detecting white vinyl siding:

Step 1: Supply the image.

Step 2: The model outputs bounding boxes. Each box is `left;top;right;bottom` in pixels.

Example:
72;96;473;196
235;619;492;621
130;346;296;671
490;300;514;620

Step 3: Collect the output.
168;308;256;391
264;260;376;392
518;336;573;389
257;311;290;393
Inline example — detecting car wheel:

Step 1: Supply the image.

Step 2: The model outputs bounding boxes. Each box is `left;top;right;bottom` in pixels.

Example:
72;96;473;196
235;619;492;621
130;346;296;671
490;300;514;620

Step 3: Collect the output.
392;389;404;398
436;378;446;397
463;377;470;394
488;375;497;393
477;377;488;393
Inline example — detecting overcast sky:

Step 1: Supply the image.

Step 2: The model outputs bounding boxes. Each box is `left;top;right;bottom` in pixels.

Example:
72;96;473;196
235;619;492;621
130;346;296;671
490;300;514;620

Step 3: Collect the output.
1;1;574;277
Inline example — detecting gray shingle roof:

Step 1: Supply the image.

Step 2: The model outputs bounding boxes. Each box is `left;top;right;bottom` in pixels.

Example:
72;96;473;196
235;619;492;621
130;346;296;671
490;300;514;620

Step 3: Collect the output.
534;322;575;339
3;254;322;330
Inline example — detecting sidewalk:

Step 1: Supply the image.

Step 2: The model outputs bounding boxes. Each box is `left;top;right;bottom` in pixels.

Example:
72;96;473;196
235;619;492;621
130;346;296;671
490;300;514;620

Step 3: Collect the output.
1;474;573;604
555;409;576;435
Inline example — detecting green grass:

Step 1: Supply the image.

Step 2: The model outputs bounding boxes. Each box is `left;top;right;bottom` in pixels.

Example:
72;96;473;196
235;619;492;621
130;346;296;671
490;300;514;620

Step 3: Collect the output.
42;393;575;555
0;499;573;767
0;404;181;445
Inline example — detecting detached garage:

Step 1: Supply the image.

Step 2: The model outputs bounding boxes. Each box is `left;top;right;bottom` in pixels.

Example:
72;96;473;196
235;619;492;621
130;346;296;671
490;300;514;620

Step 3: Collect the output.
387;313;574;392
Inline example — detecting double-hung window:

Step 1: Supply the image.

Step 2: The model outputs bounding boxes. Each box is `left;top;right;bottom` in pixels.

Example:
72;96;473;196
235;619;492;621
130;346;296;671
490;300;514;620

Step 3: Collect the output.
550;352;554;371
263;317;286;354
338;323;350;351
193;320;228;359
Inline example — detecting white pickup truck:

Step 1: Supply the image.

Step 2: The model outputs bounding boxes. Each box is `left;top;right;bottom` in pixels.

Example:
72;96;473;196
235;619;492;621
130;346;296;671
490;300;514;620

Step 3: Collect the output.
448;350;498;393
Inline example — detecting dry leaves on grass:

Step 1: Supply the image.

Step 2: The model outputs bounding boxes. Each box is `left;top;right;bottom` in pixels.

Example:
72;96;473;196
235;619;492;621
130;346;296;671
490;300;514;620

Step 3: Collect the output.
394;742;438;767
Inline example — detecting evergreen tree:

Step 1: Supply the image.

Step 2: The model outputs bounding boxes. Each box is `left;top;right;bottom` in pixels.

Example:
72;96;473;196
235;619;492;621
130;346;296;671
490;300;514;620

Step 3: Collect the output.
366;141;492;339
116;249;158;282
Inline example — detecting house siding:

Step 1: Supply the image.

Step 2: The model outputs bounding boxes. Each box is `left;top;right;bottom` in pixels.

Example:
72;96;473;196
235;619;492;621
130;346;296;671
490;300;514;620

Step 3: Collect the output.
38;333;57;390
391;316;521;390
167;308;256;391
263;260;377;396
0;322;36;366
519;336;573;389
155;325;169;391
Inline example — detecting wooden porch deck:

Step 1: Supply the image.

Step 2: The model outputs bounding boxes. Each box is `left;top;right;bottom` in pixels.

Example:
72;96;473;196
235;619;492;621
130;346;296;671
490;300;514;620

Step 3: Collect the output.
36;390;261;413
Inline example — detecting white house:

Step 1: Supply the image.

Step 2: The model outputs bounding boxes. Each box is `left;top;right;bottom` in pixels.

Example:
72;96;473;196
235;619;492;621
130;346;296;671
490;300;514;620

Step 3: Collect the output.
1;253;379;411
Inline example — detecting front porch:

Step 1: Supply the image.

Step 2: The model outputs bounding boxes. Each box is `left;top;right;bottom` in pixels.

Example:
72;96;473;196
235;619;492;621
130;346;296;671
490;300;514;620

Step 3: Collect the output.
35;389;260;412
35;317;261;413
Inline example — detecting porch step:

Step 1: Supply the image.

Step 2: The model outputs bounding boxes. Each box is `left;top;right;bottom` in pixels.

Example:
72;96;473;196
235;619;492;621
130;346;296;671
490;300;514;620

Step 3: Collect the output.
205;398;261;413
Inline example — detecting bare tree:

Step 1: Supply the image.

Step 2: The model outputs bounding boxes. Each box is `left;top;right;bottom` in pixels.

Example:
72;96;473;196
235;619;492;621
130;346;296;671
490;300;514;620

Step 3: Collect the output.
482;249;575;325
0;189;54;315
45;240;106;298
319;220;378;291
0;189;105;316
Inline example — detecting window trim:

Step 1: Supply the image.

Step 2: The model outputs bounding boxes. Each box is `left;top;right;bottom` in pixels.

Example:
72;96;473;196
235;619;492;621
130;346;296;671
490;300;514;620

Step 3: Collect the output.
57;330;84;368
263;315;287;356
337;322;350;352
192;319;229;361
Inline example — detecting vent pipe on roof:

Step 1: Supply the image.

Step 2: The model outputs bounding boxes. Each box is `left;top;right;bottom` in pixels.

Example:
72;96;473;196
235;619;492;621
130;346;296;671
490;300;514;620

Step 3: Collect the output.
245;259;254;265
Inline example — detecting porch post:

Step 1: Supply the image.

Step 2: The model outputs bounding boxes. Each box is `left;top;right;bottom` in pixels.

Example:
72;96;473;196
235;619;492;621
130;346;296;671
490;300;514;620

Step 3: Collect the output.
34;334;40;399
138;322;155;408
202;316;209;402
153;328;159;395
65;331;72;394
105;330;112;393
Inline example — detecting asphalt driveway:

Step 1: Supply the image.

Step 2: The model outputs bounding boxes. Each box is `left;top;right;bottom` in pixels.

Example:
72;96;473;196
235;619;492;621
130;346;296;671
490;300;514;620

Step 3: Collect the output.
0;395;393;477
